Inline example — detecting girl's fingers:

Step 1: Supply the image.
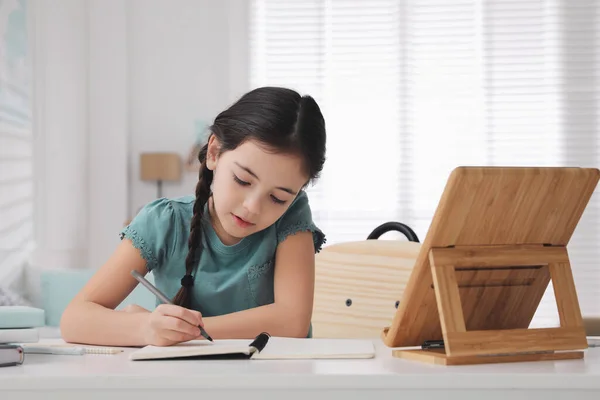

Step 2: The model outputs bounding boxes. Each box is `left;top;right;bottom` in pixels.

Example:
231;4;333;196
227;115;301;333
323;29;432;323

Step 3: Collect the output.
160;329;199;343
156;304;203;326
162;315;201;337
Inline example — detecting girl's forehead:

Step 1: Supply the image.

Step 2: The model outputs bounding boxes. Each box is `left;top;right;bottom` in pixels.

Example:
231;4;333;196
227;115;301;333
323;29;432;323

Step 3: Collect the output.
227;141;308;187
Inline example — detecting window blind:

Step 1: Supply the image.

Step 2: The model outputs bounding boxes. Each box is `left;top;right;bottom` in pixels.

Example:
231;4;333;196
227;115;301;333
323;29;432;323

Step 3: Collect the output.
0;0;34;284
250;0;405;243
249;0;600;326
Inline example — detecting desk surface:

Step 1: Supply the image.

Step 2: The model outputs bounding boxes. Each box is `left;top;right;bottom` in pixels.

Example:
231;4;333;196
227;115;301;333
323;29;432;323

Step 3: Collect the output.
2;339;600;389
2;330;600;400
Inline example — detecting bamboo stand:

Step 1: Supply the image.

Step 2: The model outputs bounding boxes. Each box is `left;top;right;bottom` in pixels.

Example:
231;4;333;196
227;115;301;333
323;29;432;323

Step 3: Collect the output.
392;244;588;366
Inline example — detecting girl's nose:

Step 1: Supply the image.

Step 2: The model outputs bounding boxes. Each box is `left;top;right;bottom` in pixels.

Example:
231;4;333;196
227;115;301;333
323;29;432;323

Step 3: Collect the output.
243;194;261;216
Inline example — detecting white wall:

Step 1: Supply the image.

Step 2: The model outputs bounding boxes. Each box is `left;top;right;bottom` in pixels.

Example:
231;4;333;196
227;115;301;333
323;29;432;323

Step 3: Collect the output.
88;0;130;275
128;0;248;217
27;0;90;305
30;0;249;286
32;0;89;270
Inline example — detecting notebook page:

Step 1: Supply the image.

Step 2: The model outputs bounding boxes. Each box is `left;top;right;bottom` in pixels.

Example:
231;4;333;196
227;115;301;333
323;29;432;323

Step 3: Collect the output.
252;337;375;360
129;339;253;360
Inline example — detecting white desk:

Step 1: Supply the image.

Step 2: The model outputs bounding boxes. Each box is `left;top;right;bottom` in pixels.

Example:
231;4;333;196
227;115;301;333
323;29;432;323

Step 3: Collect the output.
1;332;600;400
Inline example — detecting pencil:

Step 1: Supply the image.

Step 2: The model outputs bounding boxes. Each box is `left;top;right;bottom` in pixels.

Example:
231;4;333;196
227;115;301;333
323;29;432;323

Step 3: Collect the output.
130;270;213;342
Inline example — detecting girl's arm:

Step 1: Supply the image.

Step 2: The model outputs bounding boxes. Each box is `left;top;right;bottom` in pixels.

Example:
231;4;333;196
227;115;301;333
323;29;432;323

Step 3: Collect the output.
62;231;315;344
200;231;316;339
60;240;202;346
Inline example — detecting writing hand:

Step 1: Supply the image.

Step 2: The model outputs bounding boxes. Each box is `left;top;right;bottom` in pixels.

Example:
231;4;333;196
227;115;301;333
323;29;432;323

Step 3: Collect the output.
141;304;204;346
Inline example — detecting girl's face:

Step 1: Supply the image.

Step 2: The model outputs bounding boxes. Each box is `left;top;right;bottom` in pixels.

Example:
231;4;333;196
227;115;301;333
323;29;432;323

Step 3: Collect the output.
205;136;309;245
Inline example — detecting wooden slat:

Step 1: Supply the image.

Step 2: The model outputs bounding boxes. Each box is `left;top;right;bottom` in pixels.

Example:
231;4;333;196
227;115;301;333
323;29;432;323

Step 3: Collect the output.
550;261;585;329
445;327;587;357
430;263;466;335
393;348;584;366
430;244;569;267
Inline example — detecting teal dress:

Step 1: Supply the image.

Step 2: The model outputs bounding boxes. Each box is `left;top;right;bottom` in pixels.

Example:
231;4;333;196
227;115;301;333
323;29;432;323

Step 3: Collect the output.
119;190;325;337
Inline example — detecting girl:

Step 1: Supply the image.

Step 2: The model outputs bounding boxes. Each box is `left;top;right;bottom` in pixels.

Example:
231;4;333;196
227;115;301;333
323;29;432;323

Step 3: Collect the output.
60;87;327;347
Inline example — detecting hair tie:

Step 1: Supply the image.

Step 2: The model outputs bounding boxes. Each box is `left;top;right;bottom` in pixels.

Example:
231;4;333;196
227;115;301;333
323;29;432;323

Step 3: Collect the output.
181;274;194;288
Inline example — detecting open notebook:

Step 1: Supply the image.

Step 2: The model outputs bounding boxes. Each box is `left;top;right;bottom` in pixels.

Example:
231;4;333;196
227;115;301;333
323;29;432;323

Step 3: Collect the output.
129;332;376;360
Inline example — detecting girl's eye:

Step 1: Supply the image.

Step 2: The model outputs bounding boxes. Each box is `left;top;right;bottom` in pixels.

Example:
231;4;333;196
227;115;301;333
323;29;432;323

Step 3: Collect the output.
234;174;286;205
233;175;250;186
271;195;286;205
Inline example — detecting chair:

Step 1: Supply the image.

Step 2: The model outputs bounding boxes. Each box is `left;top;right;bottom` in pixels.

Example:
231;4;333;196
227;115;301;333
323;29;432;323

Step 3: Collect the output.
311;222;421;338
39;269;157;326
584;317;600;336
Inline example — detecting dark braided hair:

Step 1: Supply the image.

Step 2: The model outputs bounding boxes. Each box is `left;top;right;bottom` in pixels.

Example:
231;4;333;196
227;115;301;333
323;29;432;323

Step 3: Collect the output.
171;144;212;307
171;86;326;307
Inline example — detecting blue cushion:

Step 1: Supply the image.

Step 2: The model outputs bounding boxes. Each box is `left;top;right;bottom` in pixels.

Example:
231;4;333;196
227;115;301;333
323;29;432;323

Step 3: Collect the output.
0;306;46;328
40;269;157;326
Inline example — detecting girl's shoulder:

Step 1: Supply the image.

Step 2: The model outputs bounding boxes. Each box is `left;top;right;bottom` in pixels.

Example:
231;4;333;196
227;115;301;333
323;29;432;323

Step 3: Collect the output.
120;196;194;271
127;196;195;229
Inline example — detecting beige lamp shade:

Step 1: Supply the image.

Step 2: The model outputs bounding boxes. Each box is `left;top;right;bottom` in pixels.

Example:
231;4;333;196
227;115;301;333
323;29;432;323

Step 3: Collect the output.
140;152;182;198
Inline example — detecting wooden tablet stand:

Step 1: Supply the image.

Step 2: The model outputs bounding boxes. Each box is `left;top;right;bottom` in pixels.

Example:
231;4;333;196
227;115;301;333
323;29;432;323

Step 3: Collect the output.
381;167;600;366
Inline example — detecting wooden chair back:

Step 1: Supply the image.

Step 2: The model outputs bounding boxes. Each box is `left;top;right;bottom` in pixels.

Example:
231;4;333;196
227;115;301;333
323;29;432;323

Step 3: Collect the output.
311;240;421;338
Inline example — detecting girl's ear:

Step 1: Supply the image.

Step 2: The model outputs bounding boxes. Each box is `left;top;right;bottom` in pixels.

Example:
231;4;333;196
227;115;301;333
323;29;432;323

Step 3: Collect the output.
206;134;220;170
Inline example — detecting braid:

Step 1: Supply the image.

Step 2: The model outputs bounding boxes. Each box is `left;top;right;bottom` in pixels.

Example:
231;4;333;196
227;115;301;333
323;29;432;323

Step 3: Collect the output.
172;143;213;307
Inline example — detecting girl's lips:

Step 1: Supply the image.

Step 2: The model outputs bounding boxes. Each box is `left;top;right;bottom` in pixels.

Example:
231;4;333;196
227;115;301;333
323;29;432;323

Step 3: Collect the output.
232;213;254;228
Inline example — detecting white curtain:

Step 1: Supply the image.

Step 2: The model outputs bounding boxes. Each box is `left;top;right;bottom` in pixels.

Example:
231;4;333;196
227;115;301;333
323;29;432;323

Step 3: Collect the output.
249;0;600;326
0;0;34;285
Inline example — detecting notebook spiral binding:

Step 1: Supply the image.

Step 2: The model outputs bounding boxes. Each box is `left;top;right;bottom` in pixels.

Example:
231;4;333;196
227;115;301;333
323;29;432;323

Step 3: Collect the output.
21;343;123;355
81;347;122;355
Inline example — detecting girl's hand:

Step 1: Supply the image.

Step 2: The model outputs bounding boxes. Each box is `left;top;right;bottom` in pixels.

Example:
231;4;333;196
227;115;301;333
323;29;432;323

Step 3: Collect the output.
141;304;204;346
